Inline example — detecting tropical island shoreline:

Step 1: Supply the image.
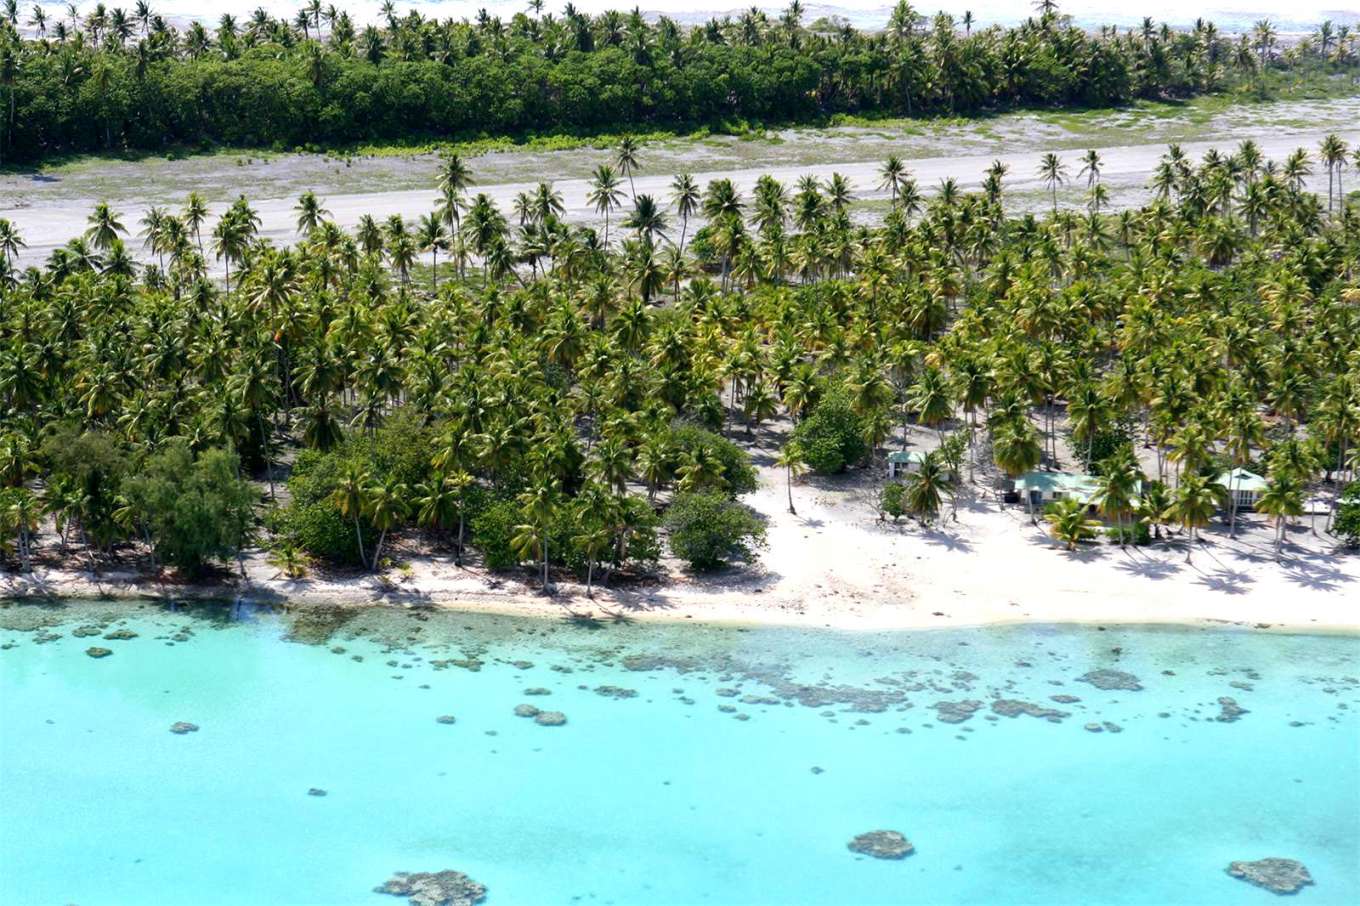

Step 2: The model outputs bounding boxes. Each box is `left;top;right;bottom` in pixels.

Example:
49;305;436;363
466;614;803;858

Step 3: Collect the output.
7;459;1357;636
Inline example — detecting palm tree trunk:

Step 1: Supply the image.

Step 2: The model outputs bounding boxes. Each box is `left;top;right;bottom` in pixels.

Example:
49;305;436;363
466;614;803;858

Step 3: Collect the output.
372;529;386;571
353;515;366;566
786;466;796;515
586;559;595;598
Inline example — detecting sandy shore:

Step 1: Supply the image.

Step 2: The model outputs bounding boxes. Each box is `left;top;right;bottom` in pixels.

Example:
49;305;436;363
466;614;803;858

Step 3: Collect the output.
5;453;1357;634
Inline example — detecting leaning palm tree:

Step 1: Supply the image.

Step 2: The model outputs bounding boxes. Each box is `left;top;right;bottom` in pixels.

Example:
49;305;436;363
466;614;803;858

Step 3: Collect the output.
330;463;369;566
774;442;806;515
363;474;410;571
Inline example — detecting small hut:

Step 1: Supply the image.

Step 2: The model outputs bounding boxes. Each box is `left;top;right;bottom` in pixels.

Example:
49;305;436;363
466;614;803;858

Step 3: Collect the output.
887;450;928;479
1014;471;1101;509
1218;468;1268;511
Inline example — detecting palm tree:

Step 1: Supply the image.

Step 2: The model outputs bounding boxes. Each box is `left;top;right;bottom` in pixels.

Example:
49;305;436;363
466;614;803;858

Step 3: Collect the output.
364;474;410;571
416;212;447;292
1045;497;1101;551
0;217;24;267
671;173;700;256
615;135;641;200
904;452;951;526
1255;473;1304;557
1090;450;1142;547
513;479;561;591
623;194;668;244
879;155;908;208
774;442;806;515
85;202;126;251
1037;153;1067;215
331;463;369;566
588;165;624;246
1165;473;1225;562
294;190;330;235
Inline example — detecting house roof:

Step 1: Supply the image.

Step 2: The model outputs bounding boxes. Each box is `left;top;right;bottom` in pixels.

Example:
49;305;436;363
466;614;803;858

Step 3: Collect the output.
1013;471;1099;495
887;451;929;465
1219;468;1268;492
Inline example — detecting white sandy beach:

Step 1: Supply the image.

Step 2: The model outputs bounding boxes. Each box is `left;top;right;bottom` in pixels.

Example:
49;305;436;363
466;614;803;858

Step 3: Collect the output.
6;441;1357;633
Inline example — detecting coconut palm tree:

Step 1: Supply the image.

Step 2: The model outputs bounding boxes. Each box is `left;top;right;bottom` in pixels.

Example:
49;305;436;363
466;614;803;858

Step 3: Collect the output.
615;135;640;200
1165;473;1226;562
1037;153;1067;215
1255;473;1304;557
1044;497;1101;551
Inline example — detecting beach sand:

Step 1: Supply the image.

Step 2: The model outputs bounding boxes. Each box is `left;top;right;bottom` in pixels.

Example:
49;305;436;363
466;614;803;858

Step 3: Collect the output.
5;453;1357;634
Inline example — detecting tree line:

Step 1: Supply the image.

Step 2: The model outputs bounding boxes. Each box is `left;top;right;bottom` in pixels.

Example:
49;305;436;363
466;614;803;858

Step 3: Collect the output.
0;128;1358;586
1;1;1356;164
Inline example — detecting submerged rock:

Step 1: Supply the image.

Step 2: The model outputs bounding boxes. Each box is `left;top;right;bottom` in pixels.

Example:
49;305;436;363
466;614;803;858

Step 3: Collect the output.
435;715;457;725
1050;694;1081;704
932;700;984;724
1216;697;1249;723
593;685;638;699
523;687;552;696
308;788;328;797
376;870;487;906
533;711;567;726
85;647;113;658
169;722;199;734
73;625;105;638
103;629;139;641
848;830;914;859
1226;858;1313;895
991;699;1069;721
513;704;540;718
1084;722;1104;733
1077;669;1143;691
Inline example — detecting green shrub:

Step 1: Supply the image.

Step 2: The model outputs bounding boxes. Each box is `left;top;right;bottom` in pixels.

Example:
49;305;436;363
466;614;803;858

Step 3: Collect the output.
668;423;758;496
664;491;766;570
792;392;867;474
1336;481;1360;549
471;498;523;571
120;444;256;575
1104;521;1151;546
880;482;907;522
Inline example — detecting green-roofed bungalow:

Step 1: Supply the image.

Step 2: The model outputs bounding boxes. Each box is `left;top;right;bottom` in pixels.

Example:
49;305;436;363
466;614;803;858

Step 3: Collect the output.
887;450;929;479
1219;468;1268;510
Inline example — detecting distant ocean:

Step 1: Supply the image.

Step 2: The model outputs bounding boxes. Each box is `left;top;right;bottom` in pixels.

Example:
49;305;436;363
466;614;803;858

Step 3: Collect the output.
37;1;1360;34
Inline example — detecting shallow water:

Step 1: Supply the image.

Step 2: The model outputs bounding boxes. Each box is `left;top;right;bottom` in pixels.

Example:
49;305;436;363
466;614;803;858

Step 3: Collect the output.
1;599;1357;905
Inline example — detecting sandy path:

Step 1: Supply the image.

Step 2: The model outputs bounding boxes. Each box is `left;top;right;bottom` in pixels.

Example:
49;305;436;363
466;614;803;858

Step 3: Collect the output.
6;126;1358;269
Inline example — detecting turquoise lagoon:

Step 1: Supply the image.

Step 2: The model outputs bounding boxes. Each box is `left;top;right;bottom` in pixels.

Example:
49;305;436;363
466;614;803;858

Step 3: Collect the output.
1;598;1357;906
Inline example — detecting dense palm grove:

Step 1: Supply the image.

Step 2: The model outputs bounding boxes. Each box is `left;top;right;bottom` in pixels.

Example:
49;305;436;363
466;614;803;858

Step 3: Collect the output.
1;1;1356;163
1;129;1359;582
